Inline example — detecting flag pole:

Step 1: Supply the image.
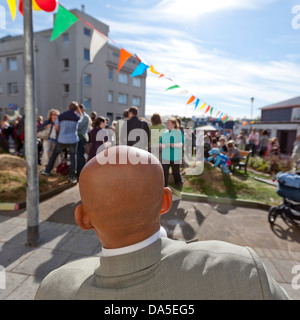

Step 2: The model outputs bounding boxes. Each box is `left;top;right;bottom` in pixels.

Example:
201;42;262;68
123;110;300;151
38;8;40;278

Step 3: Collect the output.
23;0;40;247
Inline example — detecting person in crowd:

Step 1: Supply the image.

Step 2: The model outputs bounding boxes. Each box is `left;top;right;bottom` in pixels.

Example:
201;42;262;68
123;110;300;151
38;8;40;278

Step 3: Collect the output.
87;116;111;161
205;148;231;174
219;136;228;154
211;137;218;148
203;135;212;158
37;115;43;127
226;140;241;169
291;134;300;171
269;137;280;156
160;117;184;189
149;113;165;159
105;118;110;129
38;109;60;169
35;146;289;300
236;131;247;150
259;130;269;158
120;106;150;150
248;128;260;156
41;101;82;183
90;111;97;129
0;115;11;153
115;109;128;146
77;104;91;177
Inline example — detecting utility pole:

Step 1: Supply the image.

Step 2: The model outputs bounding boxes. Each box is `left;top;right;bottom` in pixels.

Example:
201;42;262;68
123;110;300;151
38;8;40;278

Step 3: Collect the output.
23;0;40;246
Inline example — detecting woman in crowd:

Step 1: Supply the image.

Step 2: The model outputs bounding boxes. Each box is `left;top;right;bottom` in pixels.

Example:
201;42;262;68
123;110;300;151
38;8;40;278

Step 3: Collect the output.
87;116;111;161
38;109;60;169
149;113;165;159
159;117;184;189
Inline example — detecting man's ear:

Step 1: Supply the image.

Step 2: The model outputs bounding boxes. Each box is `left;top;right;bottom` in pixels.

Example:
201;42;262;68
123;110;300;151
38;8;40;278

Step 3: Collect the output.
160;187;172;215
74;204;94;230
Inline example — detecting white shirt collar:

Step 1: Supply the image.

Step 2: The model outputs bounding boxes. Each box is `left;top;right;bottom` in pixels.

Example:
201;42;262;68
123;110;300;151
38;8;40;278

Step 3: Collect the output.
100;226;167;257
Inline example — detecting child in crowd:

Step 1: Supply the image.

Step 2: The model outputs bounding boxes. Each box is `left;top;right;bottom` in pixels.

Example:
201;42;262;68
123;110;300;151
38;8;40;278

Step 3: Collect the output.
205;148;231;174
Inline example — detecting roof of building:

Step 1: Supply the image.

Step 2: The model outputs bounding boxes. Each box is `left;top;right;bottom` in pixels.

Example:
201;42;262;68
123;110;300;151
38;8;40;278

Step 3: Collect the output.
261;96;300;110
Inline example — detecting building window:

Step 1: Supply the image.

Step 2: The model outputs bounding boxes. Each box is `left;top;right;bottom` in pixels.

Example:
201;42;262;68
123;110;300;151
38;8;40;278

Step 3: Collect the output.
118;72;128;84
118;94;128;105
133;77;141;87
63;33;69;47
108;68;113;81
84;48;90;61
8;82;19;95
7;57;18;71
108;91;113;103
83;98;91;111
84;28;91;36
62;59;69;71
63;84;70;94
106;113;113;125
132;96;141;107
83;74;91;86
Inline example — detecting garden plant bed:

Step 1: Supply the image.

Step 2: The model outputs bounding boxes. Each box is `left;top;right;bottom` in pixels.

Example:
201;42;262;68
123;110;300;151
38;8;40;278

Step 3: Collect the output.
177;163;282;206
0;154;69;203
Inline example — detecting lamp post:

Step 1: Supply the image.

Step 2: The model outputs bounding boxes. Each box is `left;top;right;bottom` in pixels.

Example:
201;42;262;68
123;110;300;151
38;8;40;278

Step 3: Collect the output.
250;97;254;130
23;0;39;246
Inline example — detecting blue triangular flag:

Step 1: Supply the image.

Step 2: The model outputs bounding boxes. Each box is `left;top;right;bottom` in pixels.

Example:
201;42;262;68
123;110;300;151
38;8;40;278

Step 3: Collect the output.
194;98;200;110
131;62;149;77
217;113;223;121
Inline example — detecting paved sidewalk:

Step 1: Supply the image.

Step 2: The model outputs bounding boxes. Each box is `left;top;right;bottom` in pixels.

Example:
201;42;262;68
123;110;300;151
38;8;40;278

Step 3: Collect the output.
0;185;300;300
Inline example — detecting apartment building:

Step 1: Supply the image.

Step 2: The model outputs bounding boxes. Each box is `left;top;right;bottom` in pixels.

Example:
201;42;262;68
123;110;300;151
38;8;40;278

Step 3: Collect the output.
0;8;146;123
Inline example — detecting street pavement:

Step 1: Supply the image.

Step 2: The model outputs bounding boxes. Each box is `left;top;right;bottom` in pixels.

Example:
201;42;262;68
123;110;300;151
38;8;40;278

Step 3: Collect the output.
1;185;300;300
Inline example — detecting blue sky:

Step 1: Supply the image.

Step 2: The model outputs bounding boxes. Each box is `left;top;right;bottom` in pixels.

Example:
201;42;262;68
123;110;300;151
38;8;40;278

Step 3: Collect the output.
1;0;300;119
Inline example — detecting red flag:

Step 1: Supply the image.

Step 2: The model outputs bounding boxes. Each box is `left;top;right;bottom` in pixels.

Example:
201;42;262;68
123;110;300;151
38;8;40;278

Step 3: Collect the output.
118;49;132;73
204;105;211;114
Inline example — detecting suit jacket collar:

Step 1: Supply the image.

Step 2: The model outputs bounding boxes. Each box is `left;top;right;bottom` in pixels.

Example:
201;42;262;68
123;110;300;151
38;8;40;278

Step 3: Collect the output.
95;238;162;277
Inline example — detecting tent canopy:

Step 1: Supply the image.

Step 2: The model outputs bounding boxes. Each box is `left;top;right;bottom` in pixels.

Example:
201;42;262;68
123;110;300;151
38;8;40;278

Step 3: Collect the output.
196;125;219;131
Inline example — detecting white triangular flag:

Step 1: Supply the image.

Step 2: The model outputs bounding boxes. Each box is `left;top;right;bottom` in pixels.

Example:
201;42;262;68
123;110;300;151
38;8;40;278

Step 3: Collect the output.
90;30;108;63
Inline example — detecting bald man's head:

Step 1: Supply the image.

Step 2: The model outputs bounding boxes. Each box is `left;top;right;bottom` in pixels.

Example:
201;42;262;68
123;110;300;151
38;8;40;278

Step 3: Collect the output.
75;146;172;249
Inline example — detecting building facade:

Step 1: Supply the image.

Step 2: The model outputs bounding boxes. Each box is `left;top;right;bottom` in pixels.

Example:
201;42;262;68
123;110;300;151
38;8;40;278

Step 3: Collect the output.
0;8;146;123
233;96;300;155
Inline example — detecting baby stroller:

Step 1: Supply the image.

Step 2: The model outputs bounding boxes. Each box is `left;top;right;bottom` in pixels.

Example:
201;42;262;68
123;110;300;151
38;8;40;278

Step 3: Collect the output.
268;171;300;226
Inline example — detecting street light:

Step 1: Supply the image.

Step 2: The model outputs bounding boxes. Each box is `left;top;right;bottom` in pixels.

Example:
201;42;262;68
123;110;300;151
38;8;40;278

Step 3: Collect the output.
250;97;254;121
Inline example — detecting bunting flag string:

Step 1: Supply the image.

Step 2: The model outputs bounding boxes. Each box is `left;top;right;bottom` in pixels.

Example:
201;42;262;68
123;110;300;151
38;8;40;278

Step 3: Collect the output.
90;29;108;63
117;49;132;73
131;62;149;78
50;4;79;41
7;0;17;20
9;1;235;123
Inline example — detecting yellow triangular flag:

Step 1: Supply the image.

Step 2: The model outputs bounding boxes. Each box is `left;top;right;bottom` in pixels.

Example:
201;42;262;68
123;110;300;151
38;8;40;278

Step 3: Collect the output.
200;103;206;110
150;65;160;75
7;0;17;20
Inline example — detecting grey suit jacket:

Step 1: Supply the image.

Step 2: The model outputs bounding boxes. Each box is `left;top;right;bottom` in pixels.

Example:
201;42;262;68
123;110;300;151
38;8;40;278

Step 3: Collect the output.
35;238;289;300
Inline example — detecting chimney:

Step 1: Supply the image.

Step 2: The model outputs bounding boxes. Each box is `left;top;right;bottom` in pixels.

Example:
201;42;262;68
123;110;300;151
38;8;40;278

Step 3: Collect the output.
81;4;85;12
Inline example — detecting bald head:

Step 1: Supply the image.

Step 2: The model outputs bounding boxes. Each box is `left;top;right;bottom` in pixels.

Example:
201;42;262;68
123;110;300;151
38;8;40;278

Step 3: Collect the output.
75;146;172;249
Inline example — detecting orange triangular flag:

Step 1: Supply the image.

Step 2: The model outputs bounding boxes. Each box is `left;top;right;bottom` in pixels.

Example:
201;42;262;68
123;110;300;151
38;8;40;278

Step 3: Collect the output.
118;49;132;73
187;96;195;105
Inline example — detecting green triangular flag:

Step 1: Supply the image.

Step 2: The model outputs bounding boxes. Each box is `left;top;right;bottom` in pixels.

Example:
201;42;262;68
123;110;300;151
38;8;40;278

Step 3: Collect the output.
165;85;180;91
51;5;79;41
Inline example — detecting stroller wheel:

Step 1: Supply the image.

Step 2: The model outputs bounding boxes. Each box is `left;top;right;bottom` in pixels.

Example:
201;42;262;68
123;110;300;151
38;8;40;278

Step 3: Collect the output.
268;207;278;224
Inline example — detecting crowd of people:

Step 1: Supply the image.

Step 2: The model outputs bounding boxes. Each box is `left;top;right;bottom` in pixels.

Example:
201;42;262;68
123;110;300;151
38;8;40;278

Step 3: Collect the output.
1;105;300;181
